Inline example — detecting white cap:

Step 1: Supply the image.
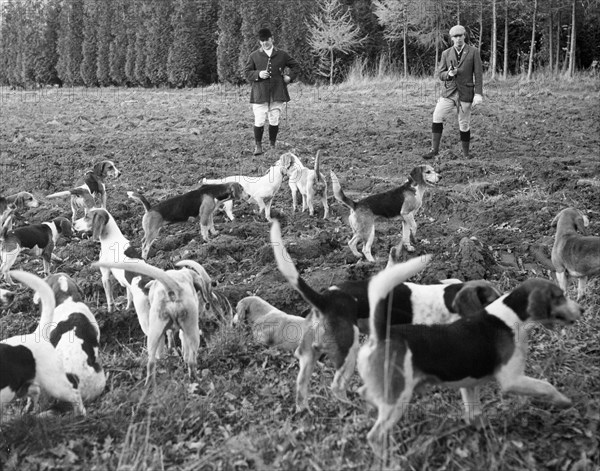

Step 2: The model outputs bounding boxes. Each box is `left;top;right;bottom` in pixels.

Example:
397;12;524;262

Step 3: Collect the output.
449;25;466;36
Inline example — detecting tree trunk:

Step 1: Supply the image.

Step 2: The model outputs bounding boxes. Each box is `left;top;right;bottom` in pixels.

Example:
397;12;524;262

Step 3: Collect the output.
568;0;576;77
491;0;497;79
329;49;334;86
479;0;483;50
457;0;461;24
403;15;408;78
503;0;508;78
527;0;537;81
555;8;561;73
548;1;553;72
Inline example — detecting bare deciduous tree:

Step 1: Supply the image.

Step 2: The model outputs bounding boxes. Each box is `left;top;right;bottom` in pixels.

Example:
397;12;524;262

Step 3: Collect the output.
308;0;365;85
527;0;538;81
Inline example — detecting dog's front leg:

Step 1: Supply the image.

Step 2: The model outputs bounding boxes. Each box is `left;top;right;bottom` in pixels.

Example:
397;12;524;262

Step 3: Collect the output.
576;276;588;301
180;324;200;381
321;196;329;219
499;374;572;408
101;270;114;312
223;201;235;221
400;216;415;252
263;198;274;222
460;387;484;427
146;319;169;385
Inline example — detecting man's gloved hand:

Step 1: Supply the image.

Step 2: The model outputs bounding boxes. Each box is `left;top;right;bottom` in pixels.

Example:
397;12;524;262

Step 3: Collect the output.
448;67;457;77
472;94;483;106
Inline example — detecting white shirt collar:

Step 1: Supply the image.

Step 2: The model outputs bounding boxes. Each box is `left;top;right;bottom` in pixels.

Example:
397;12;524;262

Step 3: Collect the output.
263;46;274;57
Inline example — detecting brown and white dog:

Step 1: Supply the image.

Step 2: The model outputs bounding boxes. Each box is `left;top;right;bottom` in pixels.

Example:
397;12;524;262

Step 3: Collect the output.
26;272;105;404
201;153;293;222
74;208;136;313
93;259;209;384
234;296;308;351
287;151;329;219
358;265;583;456
551;207;600;301
331;165;440;261
128;182;248;259
270;220;430;411
47;160;121;223
0;216;72;284
1;270;86;418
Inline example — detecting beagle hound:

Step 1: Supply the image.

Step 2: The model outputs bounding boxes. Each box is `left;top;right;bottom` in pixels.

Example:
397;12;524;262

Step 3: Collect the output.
0;191;40;230
128;182;249;259
25;272;106;403
73;208;136;313
358;266;583;456
1;270;86;418
93;259;209;384
234;296;308;351
551;207;600;301
331;165;440;261
201;153;293;222
1;216;72;284
270;220;429;411
0;192;40;214
47;160;121;223
287;151;329;219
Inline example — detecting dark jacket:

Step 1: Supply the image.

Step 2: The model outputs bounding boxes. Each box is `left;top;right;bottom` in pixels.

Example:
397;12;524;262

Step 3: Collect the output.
244;47;300;104
438;44;483;102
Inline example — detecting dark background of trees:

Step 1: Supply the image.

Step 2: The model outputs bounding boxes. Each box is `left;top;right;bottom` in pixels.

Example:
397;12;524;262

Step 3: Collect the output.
0;0;598;88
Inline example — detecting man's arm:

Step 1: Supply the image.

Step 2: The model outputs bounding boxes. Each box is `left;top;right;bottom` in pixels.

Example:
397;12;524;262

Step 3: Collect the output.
285;53;301;83
438;51;452;81
244;54;261;83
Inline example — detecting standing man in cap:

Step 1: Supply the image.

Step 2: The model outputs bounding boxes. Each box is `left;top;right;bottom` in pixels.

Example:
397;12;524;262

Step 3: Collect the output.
423;24;483;159
244;28;301;155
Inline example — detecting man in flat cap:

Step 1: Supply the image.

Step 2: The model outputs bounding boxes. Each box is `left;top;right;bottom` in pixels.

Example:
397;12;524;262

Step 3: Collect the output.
244;28;301;155
423;24;483;159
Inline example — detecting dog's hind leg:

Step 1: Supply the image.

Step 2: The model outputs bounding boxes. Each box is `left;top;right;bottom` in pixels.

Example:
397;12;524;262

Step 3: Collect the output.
362;225;377;262
146;319;171;385
330;327;359;403
294;333;318;412
367;393;413;457
576;276;588;301
321;195;329;220
180;324;200;381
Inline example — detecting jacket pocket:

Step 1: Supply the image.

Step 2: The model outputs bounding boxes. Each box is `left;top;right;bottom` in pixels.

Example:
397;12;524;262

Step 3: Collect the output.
466;82;474;87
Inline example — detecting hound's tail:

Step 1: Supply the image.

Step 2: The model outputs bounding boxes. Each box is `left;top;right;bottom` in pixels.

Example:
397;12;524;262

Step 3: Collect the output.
330;171;356;210
270;220;329;314
8;271;56;337
127;191;152;212
314;150;323;183
47;190;73;199
368;254;431;341
93;260;179;301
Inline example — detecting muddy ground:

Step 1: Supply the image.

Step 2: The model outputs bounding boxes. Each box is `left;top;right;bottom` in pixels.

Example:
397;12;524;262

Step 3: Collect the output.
0;77;599;470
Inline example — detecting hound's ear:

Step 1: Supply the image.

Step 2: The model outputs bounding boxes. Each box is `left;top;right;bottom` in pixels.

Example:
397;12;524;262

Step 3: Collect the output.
93;162;104;175
15;193;25;207
575;212;588;232
409;167;422;185
526;287;551;321
453;286;487;315
235;301;247;323
91;211;108;241
190;271;211;307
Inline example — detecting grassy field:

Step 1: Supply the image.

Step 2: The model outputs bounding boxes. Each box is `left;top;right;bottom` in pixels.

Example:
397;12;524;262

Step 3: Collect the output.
0;74;599;470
